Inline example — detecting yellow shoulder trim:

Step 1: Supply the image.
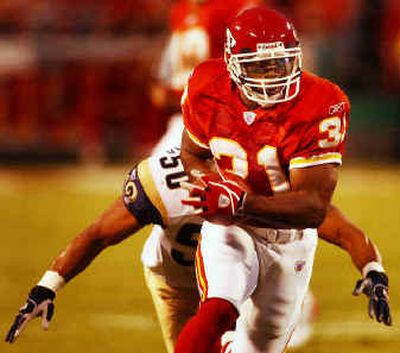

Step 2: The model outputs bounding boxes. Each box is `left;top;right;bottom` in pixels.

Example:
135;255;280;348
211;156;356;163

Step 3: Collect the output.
289;152;342;169
186;129;210;150
137;159;168;223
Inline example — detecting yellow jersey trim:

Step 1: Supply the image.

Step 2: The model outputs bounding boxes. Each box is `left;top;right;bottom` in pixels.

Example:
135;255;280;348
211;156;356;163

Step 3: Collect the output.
289;152;342;170
186;128;210;150
137;159;168;223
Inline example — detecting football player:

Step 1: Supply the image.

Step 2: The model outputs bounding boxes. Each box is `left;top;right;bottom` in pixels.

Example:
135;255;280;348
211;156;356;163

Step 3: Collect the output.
152;0;317;348
5;146;391;353
176;6;391;353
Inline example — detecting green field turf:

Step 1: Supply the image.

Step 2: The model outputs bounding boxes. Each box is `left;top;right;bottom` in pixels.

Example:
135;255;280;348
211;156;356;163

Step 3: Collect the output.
0;164;399;353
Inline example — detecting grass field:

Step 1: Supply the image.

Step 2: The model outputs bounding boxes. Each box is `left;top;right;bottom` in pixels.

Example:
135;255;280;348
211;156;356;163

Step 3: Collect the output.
0;163;399;353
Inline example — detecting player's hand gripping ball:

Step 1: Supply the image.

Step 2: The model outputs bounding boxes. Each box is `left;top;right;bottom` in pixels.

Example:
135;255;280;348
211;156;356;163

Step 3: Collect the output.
181;170;248;225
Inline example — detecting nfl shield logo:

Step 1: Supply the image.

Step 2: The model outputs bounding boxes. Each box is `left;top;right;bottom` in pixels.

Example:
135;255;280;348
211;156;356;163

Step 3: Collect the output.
294;260;306;273
243;111;256;125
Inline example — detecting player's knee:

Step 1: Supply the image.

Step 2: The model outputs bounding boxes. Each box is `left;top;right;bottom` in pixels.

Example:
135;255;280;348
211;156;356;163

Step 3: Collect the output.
248;307;289;341
249;321;285;342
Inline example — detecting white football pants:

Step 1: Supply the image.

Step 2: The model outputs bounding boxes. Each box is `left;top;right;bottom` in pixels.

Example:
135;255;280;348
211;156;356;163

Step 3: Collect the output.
196;221;318;353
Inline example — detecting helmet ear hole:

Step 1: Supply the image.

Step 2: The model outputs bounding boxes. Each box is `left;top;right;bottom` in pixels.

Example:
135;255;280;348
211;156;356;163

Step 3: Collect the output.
224;6;302;105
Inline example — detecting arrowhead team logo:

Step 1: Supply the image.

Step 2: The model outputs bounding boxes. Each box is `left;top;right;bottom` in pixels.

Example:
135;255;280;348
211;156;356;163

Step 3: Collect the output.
226;29;236;48
243;111;256;125
218;194;231;208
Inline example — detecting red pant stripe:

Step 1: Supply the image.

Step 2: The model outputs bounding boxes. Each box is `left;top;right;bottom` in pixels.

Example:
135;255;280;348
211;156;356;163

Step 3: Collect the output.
195;236;208;302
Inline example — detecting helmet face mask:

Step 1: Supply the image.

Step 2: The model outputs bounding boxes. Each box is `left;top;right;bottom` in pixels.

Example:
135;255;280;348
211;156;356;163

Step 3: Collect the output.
224;7;303;106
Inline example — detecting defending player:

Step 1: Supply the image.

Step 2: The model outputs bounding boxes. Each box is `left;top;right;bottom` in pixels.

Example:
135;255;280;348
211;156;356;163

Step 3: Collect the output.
5;146;391;352
4;146;201;353
176;6;391;353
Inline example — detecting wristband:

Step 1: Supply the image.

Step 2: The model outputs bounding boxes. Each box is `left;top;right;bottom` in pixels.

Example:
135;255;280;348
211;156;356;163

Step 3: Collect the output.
362;261;385;278
37;270;66;292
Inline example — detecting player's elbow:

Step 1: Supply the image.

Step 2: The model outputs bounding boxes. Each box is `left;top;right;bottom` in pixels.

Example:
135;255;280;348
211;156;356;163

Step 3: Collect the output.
85;221;112;248
88;219;132;248
303;196;328;228
307;207;326;228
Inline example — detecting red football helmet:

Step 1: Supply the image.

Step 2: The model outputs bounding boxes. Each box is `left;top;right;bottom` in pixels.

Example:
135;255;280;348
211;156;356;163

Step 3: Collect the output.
224;6;302;106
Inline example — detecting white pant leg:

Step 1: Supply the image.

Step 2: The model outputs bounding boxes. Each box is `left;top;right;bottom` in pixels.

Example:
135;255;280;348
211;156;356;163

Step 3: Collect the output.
287;290;317;348
196;221;259;309
232;229;318;353
144;267;199;353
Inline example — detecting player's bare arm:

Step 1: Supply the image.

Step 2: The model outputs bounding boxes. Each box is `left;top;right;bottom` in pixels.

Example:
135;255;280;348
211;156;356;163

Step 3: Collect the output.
5;198;141;343
318;205;381;271
317;205;391;326
239;163;338;229
182;158;338;229
49;198;140;281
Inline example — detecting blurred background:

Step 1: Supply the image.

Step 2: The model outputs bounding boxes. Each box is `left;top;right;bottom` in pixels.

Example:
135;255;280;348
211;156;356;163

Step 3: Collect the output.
0;1;399;353
0;0;398;165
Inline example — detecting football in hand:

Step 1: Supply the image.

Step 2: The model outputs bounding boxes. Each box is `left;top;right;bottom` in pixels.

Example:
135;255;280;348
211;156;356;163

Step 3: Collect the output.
220;171;252;193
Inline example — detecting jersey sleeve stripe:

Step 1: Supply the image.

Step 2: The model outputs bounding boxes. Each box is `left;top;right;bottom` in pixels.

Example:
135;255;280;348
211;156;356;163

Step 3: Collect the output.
289;152;342;169
186;128;210;150
137;159;169;223
195;236;208;302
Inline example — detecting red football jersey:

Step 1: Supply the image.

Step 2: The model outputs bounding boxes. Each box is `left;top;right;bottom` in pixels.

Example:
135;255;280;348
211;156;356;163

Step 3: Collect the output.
183;59;350;196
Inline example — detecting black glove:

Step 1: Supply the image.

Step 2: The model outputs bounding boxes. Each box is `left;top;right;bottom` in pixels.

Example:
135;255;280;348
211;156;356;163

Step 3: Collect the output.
5;286;56;343
353;270;392;326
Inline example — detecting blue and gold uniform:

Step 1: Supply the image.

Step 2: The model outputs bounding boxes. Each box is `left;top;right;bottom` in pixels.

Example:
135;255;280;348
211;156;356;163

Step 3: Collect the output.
123;146;202;287
122;146;202;353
